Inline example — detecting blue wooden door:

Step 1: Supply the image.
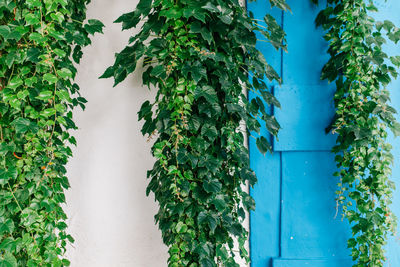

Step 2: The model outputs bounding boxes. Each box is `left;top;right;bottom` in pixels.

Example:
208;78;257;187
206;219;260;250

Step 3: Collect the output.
248;1;400;266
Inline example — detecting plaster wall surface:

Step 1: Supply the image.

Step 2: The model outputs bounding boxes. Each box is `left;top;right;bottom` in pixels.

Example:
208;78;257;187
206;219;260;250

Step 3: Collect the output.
65;0;167;266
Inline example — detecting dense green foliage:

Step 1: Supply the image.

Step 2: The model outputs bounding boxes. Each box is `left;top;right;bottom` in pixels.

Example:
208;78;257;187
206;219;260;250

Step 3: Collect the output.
315;0;399;265
0;0;103;265
102;0;288;265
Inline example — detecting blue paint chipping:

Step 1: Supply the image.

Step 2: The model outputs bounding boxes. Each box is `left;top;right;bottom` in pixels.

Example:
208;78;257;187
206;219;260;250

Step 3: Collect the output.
248;0;400;266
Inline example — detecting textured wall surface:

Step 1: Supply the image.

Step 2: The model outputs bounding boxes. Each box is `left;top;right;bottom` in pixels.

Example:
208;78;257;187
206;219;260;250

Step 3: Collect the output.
64;0;168;266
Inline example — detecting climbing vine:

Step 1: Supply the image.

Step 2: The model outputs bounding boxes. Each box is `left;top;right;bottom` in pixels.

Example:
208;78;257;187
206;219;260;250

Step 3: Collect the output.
102;0;287;266
315;0;400;266
0;0;103;266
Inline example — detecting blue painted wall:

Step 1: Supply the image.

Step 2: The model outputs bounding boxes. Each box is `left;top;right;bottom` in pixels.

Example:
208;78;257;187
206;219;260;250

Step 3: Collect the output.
248;0;400;266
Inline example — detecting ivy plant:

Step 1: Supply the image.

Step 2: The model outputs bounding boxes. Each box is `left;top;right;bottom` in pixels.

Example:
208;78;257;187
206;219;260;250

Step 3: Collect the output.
0;0;103;266
314;0;400;266
102;0;288;266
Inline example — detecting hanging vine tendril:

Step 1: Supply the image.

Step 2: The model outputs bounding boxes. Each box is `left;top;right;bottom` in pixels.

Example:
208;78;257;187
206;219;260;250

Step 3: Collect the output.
314;0;400;265
102;0;288;265
0;0;103;265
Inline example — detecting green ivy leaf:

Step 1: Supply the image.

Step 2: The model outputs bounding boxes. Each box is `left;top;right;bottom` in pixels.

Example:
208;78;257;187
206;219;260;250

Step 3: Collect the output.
100;66;115;79
41;108;56;117
0;251;17;267
26;47;41;63
390;122;400;137
201;124;218;140
211;195;226;211
36;91;53;101
203;179;222;193
43;73;58;84
11;118;38;134
256;136;271;155
0;238;17;252
0;25;21;41
199;258;214;267
29;32;46;43
7;76;23;90
264;115;280;135
0;219;14;235
0;169;9;185
150;65;166;79
114;11;141;30
84;19;105;35
260;89;281;108
26;0;41;8
25;13;40;26
175;222;188;233
269;0;291;11
57;68;73;80
160;8;183;20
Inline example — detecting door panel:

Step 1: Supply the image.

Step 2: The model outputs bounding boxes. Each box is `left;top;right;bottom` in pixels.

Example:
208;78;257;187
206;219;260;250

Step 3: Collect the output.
273;0;336;152
272;259;353;267
281;152;350;259
247;1;283;265
282;1;329;86
273;85;336;151
248;152;281;266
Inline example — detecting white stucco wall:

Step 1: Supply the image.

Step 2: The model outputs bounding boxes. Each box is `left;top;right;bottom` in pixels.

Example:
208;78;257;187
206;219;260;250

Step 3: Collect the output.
65;0;167;265
65;0;249;266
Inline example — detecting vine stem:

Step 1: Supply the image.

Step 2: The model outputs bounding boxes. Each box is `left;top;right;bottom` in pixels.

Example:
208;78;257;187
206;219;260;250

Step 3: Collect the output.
254;23;267;29
8;183;23;213
0;118;3;141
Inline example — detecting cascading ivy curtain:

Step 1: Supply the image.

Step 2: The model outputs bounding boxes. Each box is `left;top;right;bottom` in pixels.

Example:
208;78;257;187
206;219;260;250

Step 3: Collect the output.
0;0;103;265
315;0;400;265
101;0;289;266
